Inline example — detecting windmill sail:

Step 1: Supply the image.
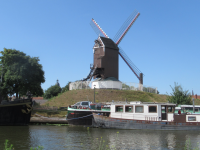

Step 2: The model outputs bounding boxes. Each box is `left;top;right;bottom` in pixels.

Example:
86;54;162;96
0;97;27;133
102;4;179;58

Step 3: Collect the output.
90;19;109;38
113;10;140;45
89;10;143;84
119;47;143;80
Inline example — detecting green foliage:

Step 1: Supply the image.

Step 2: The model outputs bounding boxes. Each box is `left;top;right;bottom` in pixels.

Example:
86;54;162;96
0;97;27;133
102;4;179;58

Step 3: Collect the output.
44;85;62;99
122;83;130;89
0;48;45;98
4;139;44;150
62;81;71;93
4;139;13;150
184;138;199;150
167;82;192;105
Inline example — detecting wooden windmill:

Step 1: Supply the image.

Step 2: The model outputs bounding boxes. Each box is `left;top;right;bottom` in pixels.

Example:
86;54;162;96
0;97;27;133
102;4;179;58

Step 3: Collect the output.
83;10;143;85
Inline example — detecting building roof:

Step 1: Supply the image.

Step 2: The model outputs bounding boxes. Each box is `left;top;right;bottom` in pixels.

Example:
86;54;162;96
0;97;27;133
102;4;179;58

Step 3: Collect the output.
99;37;119;50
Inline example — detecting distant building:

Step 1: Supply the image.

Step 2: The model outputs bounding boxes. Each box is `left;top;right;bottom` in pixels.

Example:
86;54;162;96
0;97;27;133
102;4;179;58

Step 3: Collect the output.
56;79;60;87
192;95;200;99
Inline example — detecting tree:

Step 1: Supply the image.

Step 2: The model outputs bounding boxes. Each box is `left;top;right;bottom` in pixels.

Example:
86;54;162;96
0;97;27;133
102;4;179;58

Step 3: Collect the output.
62;82;71;93
167;82;192;105
0;48;45;98
44;85;62;99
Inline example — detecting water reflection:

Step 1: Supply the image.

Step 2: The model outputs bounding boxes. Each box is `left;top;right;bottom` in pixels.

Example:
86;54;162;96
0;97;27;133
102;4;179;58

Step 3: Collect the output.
0;126;200;150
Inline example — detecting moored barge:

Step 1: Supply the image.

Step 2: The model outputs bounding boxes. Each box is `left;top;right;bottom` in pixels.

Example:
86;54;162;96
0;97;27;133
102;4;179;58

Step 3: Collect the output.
93;101;200;130
0;98;33;125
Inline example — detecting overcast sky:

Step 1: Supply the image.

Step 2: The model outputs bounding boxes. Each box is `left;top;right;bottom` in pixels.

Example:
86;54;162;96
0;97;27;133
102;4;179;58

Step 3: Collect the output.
0;0;199;95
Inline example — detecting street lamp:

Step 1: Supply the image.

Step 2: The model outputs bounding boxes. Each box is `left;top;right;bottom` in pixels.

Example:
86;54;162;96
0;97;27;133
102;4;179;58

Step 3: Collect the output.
193;98;195;113
94;85;96;103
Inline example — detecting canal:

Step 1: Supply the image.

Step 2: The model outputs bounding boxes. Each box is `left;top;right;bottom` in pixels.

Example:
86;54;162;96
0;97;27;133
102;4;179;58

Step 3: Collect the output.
0;125;200;149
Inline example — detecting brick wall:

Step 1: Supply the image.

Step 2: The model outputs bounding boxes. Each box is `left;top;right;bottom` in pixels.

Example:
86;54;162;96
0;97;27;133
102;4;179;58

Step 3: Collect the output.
192;95;200;99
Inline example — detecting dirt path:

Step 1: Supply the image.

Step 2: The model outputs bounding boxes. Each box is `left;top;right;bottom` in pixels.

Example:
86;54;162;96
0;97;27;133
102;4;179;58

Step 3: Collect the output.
30;117;68;124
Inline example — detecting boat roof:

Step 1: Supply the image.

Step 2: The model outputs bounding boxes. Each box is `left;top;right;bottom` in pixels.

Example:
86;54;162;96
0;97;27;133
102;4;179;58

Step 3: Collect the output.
178;105;200;107
110;101;176;106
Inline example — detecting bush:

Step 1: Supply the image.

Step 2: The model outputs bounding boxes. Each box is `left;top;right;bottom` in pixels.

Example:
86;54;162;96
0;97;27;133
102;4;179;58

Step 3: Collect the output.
167;82;192;105
44;85;62;99
62;82;71;93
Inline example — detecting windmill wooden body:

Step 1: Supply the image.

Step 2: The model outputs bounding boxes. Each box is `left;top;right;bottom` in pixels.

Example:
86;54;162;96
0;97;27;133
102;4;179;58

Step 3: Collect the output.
93;37;119;80
83;10;143;85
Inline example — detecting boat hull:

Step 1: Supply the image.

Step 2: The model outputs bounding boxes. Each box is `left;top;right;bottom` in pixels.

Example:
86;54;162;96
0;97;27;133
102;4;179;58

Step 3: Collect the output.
93;113;200;130
67;110;110;126
0;99;32;126
67;111;94;125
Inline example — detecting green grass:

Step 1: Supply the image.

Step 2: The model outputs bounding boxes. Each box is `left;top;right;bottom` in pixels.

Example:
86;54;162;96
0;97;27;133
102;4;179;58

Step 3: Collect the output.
32;110;67;118
42;89;168;107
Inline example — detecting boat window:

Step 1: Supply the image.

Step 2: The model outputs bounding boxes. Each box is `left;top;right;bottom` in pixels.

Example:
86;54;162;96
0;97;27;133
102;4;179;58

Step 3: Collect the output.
125;106;133;113
116;106;123;112
135;106;143;113
188;116;196;121
82;102;89;105
149;106;157;113
195;108;199;112
162;106;166;113
74;102;81;106
168;106;173;113
185;107;193;111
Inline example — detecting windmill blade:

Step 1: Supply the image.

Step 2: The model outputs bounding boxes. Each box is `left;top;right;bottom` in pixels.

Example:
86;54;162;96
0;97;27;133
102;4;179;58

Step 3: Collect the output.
113;10;138;42
114;10;140;45
90;19;109;38
118;47;143;80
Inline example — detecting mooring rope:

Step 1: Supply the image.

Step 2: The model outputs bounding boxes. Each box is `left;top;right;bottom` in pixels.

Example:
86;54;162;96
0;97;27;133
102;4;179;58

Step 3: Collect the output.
66;114;93;121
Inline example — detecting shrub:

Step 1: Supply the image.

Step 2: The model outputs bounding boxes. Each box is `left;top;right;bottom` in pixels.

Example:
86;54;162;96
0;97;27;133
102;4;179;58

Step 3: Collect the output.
44;85;62;99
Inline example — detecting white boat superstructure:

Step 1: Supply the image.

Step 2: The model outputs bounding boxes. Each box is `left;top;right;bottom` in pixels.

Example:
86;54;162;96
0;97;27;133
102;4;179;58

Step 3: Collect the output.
109;101;176;121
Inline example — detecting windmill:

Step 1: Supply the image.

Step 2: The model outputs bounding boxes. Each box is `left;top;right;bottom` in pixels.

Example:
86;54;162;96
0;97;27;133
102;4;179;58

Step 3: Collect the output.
83;10;143;85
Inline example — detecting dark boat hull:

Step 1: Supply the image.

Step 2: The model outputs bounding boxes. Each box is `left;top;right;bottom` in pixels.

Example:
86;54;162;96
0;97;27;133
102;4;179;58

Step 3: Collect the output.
67;111;93;125
93;113;200;130
67;110;110;126
0;99;32;126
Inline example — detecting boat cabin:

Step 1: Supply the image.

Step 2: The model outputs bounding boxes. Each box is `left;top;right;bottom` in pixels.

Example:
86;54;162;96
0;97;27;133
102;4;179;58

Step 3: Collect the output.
175;105;200;114
110;101;176;121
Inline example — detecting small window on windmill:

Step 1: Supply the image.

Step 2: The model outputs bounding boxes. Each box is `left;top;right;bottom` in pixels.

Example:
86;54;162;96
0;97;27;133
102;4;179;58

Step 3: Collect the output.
95;49;100;54
95;40;101;48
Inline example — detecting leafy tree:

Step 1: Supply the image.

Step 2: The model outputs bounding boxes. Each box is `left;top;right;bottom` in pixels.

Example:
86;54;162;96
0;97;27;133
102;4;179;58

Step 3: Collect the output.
44;85;62;99
167;82;192;105
62;82;71;93
122;83;130;90
0;48;45;98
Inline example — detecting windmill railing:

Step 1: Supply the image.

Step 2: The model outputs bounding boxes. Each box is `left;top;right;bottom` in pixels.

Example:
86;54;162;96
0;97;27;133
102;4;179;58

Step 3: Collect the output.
69;81;157;94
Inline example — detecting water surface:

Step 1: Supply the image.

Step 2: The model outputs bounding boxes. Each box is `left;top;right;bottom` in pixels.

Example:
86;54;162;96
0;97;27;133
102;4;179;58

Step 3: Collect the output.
0;125;200;150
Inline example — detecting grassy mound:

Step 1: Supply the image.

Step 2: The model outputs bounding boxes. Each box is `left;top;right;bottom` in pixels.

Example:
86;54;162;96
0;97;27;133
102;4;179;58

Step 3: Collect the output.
42;89;169;107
